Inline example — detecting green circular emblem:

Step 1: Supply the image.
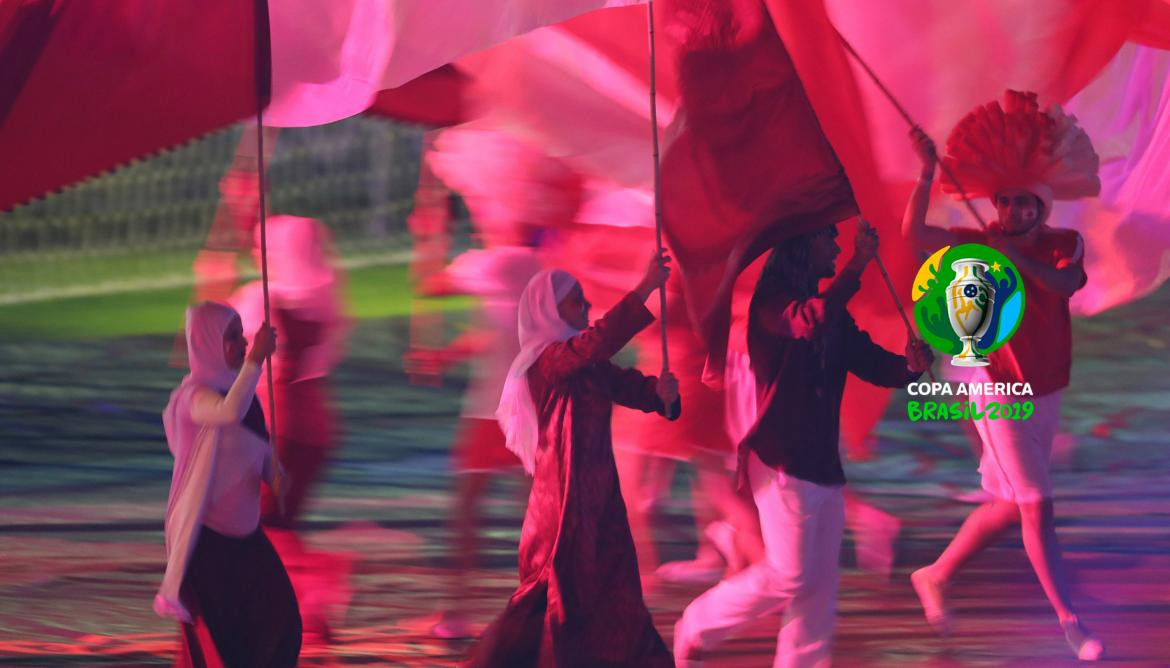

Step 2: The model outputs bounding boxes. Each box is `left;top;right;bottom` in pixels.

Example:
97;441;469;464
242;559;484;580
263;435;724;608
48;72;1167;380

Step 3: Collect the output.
911;243;1025;366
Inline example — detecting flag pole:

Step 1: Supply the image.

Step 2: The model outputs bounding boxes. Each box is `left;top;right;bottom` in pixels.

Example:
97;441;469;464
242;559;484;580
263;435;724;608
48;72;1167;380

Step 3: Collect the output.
864;218;936;382
253;0;282;510
835;30;988;231
646;0;669;374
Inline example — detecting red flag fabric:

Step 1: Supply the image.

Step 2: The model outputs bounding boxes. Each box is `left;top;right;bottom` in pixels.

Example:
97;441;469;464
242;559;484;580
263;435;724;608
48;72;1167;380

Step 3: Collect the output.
0;1;638;211
365;66;470;127
0;0;266;213
760;0;913;454
658;0;859;359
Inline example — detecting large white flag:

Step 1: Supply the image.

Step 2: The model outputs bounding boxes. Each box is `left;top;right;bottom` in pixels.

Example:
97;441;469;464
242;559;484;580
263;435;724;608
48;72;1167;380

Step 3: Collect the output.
265;0;643;127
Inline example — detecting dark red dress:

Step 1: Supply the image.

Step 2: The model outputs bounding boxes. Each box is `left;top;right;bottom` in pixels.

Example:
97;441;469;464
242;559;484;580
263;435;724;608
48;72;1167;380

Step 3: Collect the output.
468;293;678;668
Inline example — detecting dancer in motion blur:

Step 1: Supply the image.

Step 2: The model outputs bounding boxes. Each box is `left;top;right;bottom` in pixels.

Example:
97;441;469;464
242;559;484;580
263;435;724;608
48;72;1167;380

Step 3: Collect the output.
196;157;352;644
614;272;764;588
467;251;679;667
903;91;1104;661
674;220;932;668
155;302;301;667
405;221;544;638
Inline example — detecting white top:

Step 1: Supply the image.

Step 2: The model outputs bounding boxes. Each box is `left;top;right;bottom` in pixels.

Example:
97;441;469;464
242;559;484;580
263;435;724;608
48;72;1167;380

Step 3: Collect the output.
156;358;273;623
446;247;543;419
188;362;272;536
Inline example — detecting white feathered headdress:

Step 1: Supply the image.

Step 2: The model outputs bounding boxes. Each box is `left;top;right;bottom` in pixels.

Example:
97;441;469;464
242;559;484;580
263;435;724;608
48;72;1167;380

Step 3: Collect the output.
941;90;1100;203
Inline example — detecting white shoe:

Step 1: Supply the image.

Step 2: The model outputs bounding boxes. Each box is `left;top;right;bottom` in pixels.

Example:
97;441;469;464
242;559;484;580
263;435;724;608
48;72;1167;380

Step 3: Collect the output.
431;612;473;639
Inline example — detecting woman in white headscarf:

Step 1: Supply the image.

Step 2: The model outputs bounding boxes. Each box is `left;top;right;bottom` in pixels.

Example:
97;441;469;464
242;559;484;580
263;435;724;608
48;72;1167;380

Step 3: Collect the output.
155;301;301;667
229;215;351;643
468;252;680;668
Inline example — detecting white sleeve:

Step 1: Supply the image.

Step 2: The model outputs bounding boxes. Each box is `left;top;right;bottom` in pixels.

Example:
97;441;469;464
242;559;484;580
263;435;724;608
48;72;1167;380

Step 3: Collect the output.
190;362;263;425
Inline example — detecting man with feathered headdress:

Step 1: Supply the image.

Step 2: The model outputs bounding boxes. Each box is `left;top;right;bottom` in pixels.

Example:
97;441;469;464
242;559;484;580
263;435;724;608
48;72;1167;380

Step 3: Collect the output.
902;90;1104;661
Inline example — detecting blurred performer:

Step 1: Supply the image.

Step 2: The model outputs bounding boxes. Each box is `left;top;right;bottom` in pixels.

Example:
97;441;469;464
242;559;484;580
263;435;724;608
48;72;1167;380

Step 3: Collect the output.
405;131;455;388
674;221;932;668
229;214;351;644
155;302;301;667
732;267;903;582
405;221;543;638
904;91;1104;660
197;156;352;643
468;254;679;667
614;272;764;586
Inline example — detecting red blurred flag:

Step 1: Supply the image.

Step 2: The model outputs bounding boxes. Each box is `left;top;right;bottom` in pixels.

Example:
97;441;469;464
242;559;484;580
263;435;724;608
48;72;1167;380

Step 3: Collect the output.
0;0;266;212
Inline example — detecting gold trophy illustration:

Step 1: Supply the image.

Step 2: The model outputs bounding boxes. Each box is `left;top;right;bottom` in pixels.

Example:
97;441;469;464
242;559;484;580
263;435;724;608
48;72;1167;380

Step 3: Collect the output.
946;259;996;366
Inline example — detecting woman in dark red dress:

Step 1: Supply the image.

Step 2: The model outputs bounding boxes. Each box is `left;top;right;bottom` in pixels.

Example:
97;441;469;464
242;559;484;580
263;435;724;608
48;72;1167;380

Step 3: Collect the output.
467;253;680;667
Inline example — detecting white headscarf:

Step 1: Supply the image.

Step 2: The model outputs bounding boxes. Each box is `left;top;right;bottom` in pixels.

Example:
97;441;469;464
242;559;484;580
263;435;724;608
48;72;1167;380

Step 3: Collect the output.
184;301;240;392
496;269;580;475
155;301;239;622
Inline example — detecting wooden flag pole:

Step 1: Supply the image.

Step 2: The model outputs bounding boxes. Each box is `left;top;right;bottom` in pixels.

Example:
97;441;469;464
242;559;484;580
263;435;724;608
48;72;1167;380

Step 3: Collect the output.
864;218;936;382
835;30;989;231
646;0;669;374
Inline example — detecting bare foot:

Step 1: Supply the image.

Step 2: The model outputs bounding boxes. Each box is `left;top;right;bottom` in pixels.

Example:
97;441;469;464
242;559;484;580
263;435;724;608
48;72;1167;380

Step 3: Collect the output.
911;567;952;636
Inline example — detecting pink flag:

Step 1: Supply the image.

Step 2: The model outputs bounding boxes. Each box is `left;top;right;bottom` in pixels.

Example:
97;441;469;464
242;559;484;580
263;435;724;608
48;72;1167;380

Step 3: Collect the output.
265;0;646;127
828;0;1170;315
440;0;1170;453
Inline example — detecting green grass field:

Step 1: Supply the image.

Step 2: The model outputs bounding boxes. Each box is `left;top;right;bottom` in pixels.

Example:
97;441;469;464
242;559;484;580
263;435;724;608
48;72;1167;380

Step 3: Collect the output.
0;262;471;340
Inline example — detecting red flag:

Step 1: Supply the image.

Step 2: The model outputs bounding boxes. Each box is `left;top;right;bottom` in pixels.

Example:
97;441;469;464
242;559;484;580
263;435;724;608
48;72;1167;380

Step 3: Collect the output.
658;0;859;386
762;0;911;454
0;0;267;213
365;65;470;128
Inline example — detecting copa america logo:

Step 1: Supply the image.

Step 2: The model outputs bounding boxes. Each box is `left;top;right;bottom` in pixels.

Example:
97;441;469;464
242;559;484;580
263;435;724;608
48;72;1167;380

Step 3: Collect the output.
912;243;1025;366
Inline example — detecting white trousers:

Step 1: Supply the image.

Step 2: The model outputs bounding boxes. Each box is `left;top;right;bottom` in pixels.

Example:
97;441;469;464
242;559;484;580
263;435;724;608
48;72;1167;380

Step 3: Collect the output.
675;451;845;668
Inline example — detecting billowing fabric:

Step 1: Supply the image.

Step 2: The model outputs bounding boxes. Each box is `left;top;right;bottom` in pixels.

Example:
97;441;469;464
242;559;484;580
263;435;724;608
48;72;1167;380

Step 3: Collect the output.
826;2;1170;315
496;269;580;475
0;0;262;212
470;292;674;667
448;0;1169;454
264;0;646;127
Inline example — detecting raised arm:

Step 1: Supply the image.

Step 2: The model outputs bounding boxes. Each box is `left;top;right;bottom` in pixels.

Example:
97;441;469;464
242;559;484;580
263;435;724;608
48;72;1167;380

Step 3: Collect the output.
902;128;957;253
536;251;670;382
190;363;263;425
537;292;655;381
190;324;275;425
753;220;878;340
753;269;860;340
